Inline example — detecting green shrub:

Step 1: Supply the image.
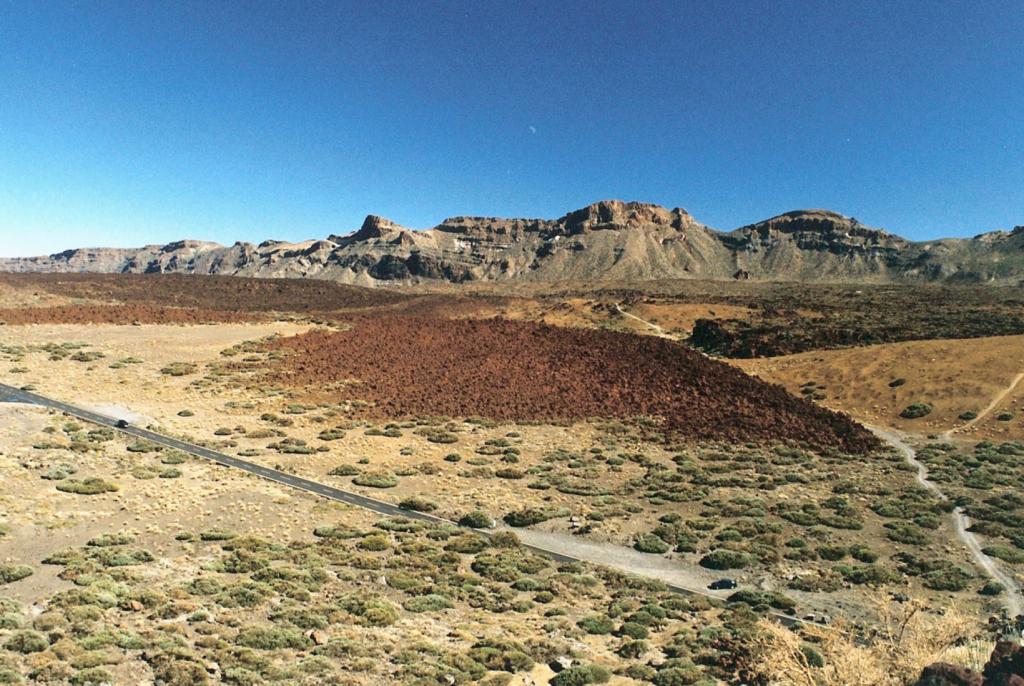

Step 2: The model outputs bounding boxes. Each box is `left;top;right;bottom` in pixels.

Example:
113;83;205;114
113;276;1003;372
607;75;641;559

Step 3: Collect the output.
161;362;198;376
336;594;399;627
352;472;398;488
979;580;1005;596
550;665;611;686
4;630;48;653
356;534;389;551
617;621;649;639
727;589;796;612
56;478;118;495
503;507;567;527
469;639;534;673
652;665;703;685
458;511;494;528
900;403;932;419
922;567;972;592
200;529;236;542
633;534;670;554
445;534;488;554
312;525;361;539
577;615;615;635
699;549;751;570
835;564;898;585
70;668;114;685
816;545;847;561
0;566;33;584
850;544;878;563
886;523;930;545
403;594;453;613
982;545;1024;564
399;497;438;513
235;626;311;650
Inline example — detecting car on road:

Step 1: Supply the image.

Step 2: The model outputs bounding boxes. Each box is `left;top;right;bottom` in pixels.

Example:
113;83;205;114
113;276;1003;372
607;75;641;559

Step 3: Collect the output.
115;419;130;428
708;578;737;590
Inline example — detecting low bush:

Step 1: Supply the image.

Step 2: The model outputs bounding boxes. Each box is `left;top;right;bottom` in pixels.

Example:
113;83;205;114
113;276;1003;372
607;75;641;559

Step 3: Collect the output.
0;565;33;584
399;497;438;512
633;534;671;554
403;594;453;613
699;549;751;570
577;615;615;635
550;665;611;686
56;478;118;495
161;362;198;376
4;630;48;653
900;403;933;419
235;626;311;650
503;507;568;528
352;472;398;488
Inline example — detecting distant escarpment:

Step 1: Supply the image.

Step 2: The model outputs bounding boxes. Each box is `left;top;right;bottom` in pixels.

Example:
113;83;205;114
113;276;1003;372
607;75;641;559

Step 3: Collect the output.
2;200;1021;285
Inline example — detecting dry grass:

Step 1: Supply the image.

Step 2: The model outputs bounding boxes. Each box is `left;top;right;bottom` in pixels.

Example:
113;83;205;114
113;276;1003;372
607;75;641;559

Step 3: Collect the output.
736;334;1024;441
755;592;991;686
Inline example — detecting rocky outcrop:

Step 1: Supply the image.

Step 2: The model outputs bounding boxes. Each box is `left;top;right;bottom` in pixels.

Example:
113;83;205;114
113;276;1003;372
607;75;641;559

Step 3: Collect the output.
1;200;1020;285
912;641;1024;686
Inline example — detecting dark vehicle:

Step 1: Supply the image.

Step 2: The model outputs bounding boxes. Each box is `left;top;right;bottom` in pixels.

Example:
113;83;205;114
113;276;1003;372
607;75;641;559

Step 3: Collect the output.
115;419;130;428
708;578;737;590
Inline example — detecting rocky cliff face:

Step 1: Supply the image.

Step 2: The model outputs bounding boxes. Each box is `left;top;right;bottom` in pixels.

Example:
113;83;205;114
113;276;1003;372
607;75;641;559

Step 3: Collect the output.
1;200;1020;285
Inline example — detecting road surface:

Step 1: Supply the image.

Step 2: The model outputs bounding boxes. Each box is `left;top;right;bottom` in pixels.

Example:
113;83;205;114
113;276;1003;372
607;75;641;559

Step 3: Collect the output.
0;382;819;629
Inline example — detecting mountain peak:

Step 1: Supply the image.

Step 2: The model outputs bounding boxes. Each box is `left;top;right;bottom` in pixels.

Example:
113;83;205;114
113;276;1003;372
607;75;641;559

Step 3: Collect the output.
561;200;698;234
352;215;410;241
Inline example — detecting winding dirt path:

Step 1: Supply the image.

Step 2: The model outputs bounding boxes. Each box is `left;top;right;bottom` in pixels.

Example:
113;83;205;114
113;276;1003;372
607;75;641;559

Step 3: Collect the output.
870;425;1023;618
614;303;676;339
942;371;1024;440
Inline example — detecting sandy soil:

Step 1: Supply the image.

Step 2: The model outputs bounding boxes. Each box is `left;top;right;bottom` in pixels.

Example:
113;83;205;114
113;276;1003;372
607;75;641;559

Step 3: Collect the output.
622;301;757;336
735;334;1024;442
0;400;368;607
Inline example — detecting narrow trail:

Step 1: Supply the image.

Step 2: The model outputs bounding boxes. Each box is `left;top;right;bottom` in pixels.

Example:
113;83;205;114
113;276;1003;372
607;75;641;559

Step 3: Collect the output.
614;303;676;339
942;371;1024;440
870;425;1024;618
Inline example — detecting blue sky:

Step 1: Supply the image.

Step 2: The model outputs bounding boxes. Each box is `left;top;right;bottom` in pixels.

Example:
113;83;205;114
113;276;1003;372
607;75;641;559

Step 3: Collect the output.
1;0;1022;256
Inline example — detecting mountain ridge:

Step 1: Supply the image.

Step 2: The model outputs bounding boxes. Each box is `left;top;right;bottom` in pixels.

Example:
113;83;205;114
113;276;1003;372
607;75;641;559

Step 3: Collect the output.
3;200;1022;285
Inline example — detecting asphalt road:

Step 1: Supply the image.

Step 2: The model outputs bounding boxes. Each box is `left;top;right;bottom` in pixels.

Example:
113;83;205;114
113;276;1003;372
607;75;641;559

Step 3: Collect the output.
0;382;820;630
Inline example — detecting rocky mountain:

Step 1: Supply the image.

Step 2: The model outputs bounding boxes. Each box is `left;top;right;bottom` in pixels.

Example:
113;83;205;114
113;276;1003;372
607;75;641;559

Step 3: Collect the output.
2;200;1021;285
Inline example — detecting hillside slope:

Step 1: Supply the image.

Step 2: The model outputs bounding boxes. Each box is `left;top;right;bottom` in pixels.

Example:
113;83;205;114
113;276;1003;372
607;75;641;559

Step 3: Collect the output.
2;200;1021;285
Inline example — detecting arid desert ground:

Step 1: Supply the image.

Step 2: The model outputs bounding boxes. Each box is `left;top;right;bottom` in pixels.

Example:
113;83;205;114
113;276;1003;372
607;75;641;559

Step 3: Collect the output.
0;273;1022;685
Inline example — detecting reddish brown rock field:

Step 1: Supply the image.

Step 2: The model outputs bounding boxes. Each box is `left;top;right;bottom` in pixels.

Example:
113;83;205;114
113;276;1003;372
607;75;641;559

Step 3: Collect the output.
0;304;261;325
265;315;879;452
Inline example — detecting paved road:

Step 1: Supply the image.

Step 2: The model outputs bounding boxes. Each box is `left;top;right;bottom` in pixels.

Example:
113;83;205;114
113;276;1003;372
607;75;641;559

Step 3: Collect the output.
0;382;822;629
0;383;441;524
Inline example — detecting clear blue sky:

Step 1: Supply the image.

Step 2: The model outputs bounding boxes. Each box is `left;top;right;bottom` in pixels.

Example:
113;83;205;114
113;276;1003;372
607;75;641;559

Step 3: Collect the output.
1;0;1022;256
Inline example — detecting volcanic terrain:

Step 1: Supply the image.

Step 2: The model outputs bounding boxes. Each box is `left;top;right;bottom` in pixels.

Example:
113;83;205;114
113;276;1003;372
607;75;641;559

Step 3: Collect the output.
262;315;879;452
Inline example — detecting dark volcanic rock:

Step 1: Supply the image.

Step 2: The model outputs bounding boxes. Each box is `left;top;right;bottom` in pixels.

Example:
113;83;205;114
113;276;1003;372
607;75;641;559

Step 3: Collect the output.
984;641;1024;686
914;663;984;686
913;641;1024;686
263;315;880;453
